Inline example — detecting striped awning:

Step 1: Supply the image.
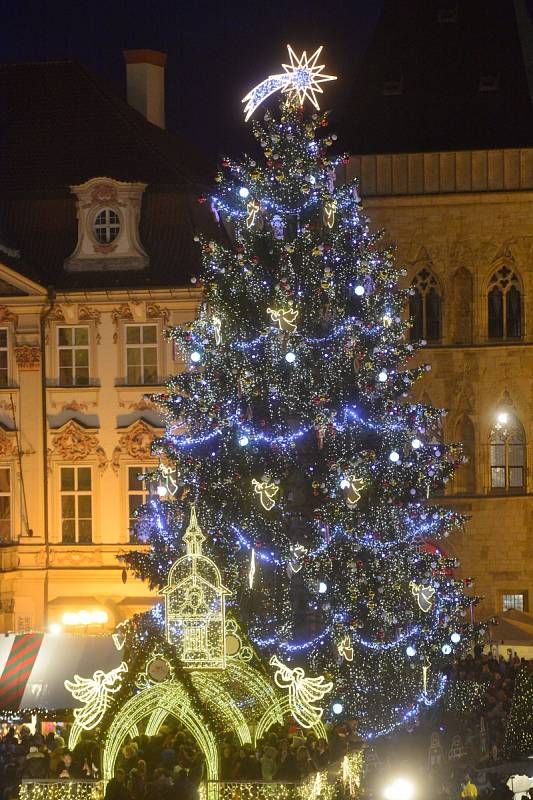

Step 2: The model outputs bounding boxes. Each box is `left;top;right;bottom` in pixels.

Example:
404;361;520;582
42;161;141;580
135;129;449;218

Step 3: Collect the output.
0;633;122;713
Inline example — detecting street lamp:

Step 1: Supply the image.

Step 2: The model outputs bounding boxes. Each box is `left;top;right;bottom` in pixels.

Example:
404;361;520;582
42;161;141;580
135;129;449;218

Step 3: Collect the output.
383;777;415;800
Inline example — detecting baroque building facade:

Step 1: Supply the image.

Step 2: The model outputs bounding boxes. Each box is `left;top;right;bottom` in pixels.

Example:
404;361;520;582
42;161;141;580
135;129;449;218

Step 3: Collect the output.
0;51;212;633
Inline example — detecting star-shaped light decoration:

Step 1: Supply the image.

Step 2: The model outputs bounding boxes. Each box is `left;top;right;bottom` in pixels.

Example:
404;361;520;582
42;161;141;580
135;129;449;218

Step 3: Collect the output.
243;45;336;121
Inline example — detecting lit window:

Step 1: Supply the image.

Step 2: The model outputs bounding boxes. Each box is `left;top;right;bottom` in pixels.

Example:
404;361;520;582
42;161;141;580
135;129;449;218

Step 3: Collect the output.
0;329;8;387
503;593;526;612
128;465;151;541
60;466;92;543
488;267;522;340
490;413;525;491
58;326;89;386
410;268;441;342
0;467;11;542
125;324;158;385
93;208;120;244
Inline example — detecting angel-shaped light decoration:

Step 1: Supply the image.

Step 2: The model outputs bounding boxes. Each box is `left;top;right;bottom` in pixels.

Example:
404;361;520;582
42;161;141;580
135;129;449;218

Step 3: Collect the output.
212;315;222;345
341;476;364;507
338;635;354;662
159;463;179;497
252;478;279;511
246;200;261;229
288;542;307;575
65;661;128;731
410;581;436;613
267;306;299;332
323;199;337;228
270;655;333;729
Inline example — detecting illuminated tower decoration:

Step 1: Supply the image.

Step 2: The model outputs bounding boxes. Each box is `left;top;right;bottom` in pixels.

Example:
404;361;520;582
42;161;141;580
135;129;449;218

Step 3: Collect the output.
159;506;230;669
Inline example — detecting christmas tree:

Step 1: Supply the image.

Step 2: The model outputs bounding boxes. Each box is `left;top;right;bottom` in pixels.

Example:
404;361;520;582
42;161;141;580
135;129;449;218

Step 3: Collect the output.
122;47;485;739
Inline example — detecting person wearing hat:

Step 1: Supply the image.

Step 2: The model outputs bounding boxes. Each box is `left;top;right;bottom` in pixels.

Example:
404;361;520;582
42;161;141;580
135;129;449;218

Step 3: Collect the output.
22;746;48;779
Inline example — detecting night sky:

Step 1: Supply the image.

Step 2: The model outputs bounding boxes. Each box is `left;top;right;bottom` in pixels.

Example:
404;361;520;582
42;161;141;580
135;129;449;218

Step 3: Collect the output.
0;0;382;159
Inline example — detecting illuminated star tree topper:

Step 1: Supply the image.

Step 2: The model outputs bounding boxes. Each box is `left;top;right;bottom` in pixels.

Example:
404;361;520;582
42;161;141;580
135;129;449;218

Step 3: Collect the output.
242;44;336;121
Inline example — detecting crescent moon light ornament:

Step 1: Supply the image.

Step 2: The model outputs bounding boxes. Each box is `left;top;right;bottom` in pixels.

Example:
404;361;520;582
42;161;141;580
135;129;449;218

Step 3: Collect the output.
410;581;436;613
242;45;337;121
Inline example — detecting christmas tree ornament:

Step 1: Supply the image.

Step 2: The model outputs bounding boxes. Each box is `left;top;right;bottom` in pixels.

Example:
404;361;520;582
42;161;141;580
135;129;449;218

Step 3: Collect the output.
242;45;337;121
212;315;222;345
252;478;279;510
246;200;261;229
323;198;337;228
270;655;333;728
267;305;299;332
338;636;354;662
410;581;436;613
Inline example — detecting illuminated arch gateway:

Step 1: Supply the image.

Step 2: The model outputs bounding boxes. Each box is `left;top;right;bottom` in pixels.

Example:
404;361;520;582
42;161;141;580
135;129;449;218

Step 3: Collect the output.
65;507;340;798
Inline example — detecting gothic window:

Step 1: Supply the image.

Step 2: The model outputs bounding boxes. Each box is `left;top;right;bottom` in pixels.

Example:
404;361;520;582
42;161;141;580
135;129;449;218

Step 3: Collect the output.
489;413;525;491
409;268;441;342
488;267;522;340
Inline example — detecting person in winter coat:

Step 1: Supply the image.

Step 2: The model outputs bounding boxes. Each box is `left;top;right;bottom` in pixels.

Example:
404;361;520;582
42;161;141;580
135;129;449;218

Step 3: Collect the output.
22;747;48;779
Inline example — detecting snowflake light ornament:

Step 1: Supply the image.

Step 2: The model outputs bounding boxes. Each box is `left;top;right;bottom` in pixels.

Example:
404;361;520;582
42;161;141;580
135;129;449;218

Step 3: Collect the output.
243;45;336;121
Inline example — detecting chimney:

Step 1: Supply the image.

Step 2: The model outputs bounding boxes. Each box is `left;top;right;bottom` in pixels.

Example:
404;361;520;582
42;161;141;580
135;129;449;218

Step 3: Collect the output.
124;49;167;128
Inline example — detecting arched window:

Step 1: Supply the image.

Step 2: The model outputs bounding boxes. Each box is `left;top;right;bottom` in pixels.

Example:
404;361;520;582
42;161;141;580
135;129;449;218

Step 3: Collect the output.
409;268;441;342
488;267;522;339
489;412;525;491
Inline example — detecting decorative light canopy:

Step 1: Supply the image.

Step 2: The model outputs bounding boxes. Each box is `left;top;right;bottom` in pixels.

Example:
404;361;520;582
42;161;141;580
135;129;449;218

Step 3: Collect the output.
242;45;337;121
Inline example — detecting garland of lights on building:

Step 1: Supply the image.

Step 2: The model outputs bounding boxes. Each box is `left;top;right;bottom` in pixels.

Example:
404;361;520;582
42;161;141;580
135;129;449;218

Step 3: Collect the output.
121;45;488;739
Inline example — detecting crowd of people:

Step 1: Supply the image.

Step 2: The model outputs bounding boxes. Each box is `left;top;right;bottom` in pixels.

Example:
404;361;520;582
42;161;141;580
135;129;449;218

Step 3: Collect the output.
0;648;529;800
0;718;359;800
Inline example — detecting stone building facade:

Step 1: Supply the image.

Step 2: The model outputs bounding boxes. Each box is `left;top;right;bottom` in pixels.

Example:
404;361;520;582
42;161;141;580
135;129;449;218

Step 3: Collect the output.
341;0;533;620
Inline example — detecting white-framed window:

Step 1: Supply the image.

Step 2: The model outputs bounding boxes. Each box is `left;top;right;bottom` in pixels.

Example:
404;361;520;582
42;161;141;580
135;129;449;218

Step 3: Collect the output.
503;593;527;612
125;324;158;385
0;329;9;387
60;466;92;543
57;326;90;386
93;208;120;244
127;465;151;541
0;466;11;542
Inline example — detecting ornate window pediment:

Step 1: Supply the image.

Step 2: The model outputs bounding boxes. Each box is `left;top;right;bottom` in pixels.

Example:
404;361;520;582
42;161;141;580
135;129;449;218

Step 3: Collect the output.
65;177;149;272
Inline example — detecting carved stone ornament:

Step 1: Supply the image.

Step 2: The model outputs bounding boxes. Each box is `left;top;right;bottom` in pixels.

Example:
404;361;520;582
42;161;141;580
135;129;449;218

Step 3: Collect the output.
49;420;108;473
0;428;15;457
14;345;41;370
0;307;18;327
112;419;162;474
78;306;102;344
111;304;134;343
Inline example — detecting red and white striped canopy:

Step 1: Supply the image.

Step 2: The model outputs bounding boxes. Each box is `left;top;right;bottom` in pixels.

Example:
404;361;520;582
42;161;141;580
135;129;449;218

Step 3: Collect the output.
0;633;122;712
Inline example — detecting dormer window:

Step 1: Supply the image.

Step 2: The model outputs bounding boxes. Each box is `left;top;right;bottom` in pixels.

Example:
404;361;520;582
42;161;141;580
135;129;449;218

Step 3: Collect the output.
93;208;121;244
65;177;149;272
